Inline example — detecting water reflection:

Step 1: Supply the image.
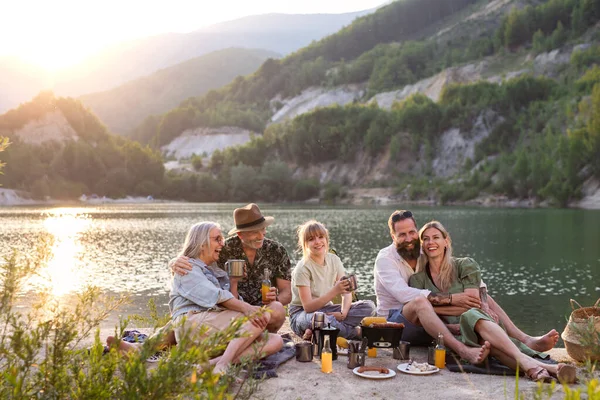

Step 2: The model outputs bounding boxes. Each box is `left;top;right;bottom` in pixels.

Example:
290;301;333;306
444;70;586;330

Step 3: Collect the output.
30;208;91;296
1;203;599;337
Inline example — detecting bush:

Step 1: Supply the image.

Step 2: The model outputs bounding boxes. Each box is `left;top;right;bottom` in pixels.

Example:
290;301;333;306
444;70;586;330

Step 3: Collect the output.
0;247;263;399
292;179;320;201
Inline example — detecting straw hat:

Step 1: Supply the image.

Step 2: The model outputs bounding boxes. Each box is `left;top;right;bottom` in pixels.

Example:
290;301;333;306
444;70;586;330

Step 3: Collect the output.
228;203;274;235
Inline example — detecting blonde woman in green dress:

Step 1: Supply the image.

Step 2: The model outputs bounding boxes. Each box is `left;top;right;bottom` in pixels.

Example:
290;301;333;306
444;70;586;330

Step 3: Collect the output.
409;221;577;383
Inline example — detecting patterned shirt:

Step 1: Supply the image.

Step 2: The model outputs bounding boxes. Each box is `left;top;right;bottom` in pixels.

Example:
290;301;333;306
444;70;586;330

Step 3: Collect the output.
218;236;292;306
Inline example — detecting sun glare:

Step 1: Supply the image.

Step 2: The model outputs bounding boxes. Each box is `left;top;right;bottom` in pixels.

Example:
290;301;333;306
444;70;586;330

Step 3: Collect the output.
30;208;92;297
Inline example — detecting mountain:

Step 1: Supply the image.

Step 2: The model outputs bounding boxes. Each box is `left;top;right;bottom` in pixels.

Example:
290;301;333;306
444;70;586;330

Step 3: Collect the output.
0;8;377;114
129;0;600;208
0;92;165;199
78;48;279;135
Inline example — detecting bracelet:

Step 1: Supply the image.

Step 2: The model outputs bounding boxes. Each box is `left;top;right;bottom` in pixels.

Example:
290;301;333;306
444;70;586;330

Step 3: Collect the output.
449;293;452;305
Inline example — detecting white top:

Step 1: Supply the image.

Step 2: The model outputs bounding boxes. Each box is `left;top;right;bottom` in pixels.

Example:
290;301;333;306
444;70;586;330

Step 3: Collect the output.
373;243;430;317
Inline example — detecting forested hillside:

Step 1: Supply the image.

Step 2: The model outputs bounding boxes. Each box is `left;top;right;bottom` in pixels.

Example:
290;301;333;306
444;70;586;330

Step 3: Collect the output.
0;93;164;199
132;0;600;207
132;0;483;146
79;48;279;135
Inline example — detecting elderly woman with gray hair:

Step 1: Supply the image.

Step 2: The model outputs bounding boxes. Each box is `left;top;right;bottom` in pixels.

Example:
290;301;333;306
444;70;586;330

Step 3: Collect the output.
108;221;283;375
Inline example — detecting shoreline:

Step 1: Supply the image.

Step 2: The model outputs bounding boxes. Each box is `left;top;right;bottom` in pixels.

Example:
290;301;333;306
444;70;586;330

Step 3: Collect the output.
1;187;599;210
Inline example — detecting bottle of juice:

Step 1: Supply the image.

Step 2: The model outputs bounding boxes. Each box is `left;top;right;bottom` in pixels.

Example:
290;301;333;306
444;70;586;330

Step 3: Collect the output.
435;333;446;369
321;335;333;373
367;347;377;358
261;268;270;303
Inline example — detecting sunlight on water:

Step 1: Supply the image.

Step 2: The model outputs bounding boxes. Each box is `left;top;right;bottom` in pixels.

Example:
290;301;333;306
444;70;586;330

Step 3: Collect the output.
27;208;92;296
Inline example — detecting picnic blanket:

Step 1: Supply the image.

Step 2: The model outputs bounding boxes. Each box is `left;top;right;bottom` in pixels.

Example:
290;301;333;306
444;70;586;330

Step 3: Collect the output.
446;354;557;376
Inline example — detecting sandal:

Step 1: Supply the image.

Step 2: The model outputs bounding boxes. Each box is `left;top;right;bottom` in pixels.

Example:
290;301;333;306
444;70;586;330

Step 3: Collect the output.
554;363;578;384
525;366;555;383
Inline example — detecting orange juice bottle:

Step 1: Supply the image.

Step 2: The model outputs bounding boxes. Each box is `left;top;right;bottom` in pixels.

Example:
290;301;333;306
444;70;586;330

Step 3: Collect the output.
321;335;333;373
261;268;270;303
434;333;446;369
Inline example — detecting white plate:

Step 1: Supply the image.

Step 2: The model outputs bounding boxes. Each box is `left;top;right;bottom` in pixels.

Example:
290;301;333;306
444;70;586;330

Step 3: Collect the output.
397;363;439;375
352;367;396;379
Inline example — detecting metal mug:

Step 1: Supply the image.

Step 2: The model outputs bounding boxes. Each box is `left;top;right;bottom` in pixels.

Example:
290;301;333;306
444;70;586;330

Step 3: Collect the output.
295;342;313;362
393;341;410;360
342;274;358;291
225;259;245;278
347;352;365;369
312;312;325;330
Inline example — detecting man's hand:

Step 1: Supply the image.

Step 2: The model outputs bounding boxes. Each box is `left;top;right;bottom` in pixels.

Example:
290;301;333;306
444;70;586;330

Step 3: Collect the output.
171;256;193;276
262;287;277;304
446;324;461;335
326;312;346;321
333;278;351;295
451;292;481;309
481;303;500;324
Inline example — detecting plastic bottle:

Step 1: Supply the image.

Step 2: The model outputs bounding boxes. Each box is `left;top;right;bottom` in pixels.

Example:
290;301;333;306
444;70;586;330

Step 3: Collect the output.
434;333;446;369
261;268;270;303
321;335;333;373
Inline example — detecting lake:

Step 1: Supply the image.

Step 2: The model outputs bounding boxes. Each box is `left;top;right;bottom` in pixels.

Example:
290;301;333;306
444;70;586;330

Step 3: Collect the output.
1;203;599;342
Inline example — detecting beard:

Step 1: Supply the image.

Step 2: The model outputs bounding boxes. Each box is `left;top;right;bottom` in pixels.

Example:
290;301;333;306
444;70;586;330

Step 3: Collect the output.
396;239;420;260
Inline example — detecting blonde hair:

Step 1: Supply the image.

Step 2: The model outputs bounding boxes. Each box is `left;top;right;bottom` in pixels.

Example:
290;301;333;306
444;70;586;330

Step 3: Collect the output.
297;220;329;259
417;221;455;292
179;221;221;259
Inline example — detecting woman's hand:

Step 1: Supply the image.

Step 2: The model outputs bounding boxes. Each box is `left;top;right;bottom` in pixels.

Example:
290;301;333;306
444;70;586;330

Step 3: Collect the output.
333;278;351;295
326;311;346;321
171;256;193;276
451;292;481;309
244;304;269;330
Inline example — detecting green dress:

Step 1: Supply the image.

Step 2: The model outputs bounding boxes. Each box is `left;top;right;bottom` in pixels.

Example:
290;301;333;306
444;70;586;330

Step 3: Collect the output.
409;257;547;358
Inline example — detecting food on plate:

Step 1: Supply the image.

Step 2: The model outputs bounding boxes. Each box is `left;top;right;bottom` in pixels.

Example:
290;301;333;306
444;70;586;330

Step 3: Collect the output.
407;362;437;372
357;366;390;374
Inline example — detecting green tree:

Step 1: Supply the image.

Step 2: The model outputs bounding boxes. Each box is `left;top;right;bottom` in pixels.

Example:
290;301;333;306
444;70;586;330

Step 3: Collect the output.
191;154;203;171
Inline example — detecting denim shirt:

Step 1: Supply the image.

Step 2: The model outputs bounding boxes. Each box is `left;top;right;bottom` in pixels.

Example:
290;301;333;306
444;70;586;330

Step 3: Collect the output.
169;258;235;319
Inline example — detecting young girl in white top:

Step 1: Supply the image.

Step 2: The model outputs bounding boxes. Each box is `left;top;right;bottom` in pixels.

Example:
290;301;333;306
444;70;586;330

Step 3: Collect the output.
289;220;375;339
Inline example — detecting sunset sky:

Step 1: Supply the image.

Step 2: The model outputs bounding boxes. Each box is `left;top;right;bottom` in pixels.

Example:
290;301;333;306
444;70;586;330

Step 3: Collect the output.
1;0;384;70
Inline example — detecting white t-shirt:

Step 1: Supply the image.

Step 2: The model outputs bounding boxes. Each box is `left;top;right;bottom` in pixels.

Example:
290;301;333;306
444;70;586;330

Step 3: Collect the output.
291;252;345;307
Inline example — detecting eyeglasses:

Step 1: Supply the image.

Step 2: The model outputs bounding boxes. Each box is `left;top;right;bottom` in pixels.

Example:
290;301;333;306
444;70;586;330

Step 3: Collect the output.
211;235;224;244
391;210;413;223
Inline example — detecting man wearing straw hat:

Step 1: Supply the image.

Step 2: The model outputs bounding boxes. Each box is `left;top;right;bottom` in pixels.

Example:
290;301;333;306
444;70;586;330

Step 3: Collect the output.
172;203;291;332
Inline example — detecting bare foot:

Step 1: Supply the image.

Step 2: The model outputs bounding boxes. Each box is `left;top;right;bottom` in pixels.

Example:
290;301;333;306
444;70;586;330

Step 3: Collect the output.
459;340;491;365
106;336;142;356
302;329;312;341
524;330;559;352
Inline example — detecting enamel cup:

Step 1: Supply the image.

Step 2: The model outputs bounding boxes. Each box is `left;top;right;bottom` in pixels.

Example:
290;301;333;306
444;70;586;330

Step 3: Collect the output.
225;259;245;278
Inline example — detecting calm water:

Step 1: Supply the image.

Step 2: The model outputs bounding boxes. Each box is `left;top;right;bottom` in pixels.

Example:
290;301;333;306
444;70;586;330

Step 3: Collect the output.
1;203;599;341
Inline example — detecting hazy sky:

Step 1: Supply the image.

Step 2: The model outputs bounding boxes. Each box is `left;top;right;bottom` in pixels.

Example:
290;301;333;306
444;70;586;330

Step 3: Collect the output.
1;0;384;69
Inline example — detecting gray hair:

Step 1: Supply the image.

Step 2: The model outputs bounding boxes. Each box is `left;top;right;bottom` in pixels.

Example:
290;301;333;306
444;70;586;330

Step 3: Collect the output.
179;221;221;259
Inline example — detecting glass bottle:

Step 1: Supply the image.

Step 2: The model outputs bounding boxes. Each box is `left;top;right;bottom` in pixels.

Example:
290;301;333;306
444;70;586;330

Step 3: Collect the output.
261;268;270;303
434;333;446;369
367;347;377;358
321;334;333;373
